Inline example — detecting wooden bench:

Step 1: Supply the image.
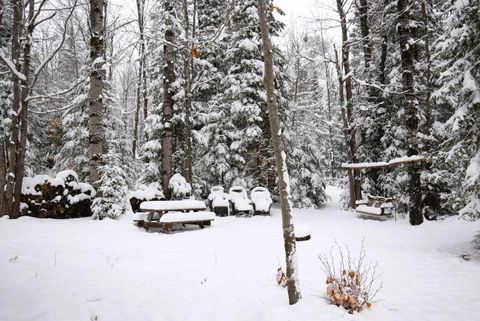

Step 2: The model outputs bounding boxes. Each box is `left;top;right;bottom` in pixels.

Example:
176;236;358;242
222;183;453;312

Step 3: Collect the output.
355;195;394;219
135;200;215;233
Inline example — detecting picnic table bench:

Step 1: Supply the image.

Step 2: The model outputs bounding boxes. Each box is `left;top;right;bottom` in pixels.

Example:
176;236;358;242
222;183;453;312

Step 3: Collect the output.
134;200;215;233
355;194;395;219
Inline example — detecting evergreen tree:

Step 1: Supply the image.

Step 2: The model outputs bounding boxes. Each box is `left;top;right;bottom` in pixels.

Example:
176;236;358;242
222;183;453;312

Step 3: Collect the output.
284;30;331;207
55;82;90;179
432;0;480;219
217;0;288;190
92;148;128;219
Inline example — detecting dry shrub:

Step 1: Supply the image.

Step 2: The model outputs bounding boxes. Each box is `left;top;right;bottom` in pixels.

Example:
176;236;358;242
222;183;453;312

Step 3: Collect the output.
319;242;382;314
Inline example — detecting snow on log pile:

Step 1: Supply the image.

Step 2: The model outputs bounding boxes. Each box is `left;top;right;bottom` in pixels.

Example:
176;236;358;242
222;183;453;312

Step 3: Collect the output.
20;170;96;218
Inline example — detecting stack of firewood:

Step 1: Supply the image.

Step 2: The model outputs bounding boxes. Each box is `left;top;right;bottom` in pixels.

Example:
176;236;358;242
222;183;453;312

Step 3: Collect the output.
20;171;95;218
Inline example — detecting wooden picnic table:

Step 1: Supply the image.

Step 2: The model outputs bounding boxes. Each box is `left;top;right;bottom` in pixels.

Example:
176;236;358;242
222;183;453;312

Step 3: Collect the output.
136;200;215;232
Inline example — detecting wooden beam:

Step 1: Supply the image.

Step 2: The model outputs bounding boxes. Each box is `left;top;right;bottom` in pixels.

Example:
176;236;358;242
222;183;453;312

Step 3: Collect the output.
341;155;424;170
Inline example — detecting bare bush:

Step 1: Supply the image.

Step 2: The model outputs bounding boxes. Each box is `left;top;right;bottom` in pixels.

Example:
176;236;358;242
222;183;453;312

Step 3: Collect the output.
318;242;382;314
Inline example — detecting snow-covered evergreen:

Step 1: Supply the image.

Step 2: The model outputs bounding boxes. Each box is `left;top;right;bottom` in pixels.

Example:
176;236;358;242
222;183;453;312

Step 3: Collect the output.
92;149;129;220
432;0;480;219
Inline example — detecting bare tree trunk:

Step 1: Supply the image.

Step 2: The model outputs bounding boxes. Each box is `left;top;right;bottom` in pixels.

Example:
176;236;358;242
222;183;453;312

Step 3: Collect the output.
356;0;372;69
0;139;5;214
133;67;141;157
12;0;35;217
5;0;23;216
0;0;13;215
132;0;146;157
182;0;193;185
334;45;356;208
397;0;423;226
336;0;360;207
89;0;105;190
319;23;336;178
161;2;175;199
258;0;301;305
422;0;432;138
138;0;148;122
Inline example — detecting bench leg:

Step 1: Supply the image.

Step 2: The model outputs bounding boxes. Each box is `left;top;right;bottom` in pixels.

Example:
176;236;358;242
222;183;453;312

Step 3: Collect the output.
162;223;171;233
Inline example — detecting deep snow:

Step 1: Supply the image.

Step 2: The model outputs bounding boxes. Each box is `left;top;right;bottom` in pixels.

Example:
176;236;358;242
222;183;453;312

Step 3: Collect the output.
1;186;479;321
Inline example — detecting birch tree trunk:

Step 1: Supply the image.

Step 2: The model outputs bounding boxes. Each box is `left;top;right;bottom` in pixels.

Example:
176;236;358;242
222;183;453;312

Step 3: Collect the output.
89;0;105;190
161;2;175;199
257;0;301;305
397;0;423;225
12;0;36;217
5;0;23;216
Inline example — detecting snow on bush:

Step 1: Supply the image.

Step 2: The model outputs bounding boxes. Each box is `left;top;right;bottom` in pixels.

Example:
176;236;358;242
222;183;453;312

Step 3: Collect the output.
92;150;128;220
319;244;382;314
168;173;192;200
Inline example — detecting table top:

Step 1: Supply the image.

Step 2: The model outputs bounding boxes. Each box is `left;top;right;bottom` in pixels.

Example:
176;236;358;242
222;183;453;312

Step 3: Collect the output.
140;199;207;212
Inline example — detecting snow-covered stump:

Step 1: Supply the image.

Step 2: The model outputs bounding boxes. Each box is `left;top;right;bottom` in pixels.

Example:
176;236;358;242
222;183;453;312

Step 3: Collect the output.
295;225;311;241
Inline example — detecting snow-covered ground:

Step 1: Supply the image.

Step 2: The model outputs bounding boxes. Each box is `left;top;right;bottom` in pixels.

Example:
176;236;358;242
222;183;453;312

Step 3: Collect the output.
1;186;479;321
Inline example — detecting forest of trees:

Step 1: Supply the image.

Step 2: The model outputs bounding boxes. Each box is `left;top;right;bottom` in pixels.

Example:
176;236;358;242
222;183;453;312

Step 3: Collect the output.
0;0;478;229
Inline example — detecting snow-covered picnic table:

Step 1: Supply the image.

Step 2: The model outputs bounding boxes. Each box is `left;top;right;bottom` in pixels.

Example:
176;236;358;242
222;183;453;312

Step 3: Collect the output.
136;200;215;233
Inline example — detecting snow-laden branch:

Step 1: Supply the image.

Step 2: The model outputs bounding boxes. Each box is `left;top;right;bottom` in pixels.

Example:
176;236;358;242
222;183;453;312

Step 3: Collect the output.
30;0;78;91
27;76;86;102
30;0;49;28
0;50;27;81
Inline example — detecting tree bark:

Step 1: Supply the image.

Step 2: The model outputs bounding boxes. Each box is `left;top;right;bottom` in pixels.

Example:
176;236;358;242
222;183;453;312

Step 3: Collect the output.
0;138;5;215
336;0;360;207
89;0;105;190
421;0;432;138
356;0;372;69
397;0;423;225
161;2;175;199
0;0;13;215
258;0;301;305
182;0;193;185
5;0;23;216
319;24;336;178
133;0;147;157
12;0;35;217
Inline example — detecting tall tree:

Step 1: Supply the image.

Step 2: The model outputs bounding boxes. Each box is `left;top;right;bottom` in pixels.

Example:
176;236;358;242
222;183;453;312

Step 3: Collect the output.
432;0;480;219
258;0;301;305
336;0;360;208
397;0;423;225
89;0;105;190
161;2;176;199
132;0;148;158
0;0;13;215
